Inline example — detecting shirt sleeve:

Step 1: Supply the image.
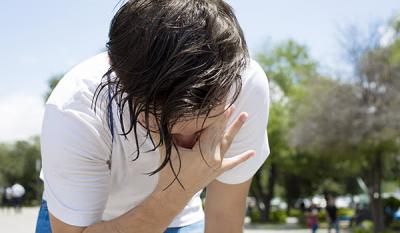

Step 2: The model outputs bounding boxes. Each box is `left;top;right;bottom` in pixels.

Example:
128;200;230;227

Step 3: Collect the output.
216;59;270;184
41;97;112;226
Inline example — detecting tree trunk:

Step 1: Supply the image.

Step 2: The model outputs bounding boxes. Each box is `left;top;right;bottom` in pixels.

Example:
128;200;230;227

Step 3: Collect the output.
368;154;385;233
252;172;268;222
263;162;277;222
284;174;301;216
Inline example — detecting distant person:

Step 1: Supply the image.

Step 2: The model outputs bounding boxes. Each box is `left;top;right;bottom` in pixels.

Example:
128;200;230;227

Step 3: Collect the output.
300;200;306;213
11;182;25;213
326;196;339;233
350;203;360;227
351;203;371;227
1;187;8;210
4;186;13;211
307;204;319;233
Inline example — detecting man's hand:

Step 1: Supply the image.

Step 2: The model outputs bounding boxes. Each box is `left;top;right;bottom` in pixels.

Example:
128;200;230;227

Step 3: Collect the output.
154;105;255;196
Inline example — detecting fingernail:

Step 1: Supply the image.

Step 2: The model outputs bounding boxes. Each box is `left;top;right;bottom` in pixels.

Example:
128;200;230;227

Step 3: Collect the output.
240;113;248;122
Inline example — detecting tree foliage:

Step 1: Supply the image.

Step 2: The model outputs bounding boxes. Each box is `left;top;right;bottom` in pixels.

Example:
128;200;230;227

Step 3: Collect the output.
0;137;42;205
43;74;63;102
287;18;400;232
251;18;400;231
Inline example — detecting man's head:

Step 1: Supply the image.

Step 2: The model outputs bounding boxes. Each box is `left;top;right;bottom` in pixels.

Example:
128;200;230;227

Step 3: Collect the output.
139;101;228;149
94;0;249;176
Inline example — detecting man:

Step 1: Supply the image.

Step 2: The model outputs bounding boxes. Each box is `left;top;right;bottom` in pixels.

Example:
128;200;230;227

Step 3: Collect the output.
36;0;270;232
11;182;25;213
326;197;339;233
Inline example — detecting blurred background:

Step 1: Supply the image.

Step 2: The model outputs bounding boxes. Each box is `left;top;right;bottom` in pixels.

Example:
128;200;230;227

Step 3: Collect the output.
0;1;399;233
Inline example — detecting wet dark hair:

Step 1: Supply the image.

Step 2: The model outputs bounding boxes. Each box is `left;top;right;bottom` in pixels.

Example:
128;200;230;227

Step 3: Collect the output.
93;0;248;188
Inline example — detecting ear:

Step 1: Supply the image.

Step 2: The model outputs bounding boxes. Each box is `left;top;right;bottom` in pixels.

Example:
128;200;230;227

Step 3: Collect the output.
138;112;159;131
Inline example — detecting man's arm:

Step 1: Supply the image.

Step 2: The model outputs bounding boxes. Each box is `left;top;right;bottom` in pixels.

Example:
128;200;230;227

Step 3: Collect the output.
204;178;252;233
50;184;193;233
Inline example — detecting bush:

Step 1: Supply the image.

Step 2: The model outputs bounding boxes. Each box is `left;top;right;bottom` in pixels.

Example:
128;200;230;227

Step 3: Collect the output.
349;220;400;233
384;197;400;226
352;228;397;233
288;208;302;218
384;197;400;210
338;208;355;219
317;210;327;223
390;220;400;230
248;207;261;223
269;210;287;224
352;227;373;233
351;220;374;233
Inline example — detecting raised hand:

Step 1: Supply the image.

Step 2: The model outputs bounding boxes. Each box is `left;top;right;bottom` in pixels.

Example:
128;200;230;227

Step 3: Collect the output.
155;105;255;195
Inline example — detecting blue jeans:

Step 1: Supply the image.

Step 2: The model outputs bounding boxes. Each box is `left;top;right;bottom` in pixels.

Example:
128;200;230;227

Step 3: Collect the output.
328;220;340;233
35;200;204;233
311;223;318;233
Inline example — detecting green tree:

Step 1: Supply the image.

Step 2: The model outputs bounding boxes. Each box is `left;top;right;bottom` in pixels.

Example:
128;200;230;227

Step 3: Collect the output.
290;19;400;232
0;137;42;205
44;74;63;102
251;40;319;221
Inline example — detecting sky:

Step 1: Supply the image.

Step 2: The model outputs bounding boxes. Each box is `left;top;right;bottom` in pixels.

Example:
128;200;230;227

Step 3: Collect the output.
0;0;399;142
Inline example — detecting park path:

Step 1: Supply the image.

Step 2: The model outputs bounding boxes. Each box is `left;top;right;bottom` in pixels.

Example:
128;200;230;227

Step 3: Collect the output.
0;207;343;233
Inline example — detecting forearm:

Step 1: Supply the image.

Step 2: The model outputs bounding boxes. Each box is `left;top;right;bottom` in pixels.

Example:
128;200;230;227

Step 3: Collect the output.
204;179;251;233
205;213;244;233
83;188;192;233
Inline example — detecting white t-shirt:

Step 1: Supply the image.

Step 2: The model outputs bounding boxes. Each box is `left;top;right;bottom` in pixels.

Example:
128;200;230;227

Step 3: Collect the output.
40;52;270;227
11;183;26;198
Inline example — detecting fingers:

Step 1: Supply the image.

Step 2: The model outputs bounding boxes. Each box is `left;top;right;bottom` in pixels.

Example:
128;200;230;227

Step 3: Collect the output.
220;150;255;172
215;105;235;145
212;104;236;139
222;104;236;126
220;112;248;155
194;105;235;152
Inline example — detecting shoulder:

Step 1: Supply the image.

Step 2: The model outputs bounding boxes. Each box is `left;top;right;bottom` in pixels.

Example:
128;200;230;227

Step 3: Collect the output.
230;58;269;111
238;59;269;103
46;52;111;110
41;52;113;161
243;59;268;86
